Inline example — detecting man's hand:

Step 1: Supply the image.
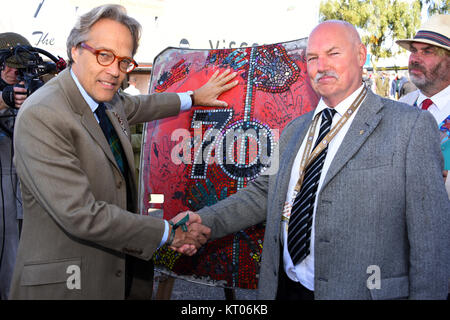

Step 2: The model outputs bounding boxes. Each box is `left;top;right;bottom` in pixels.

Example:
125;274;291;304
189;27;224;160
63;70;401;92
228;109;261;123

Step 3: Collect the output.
12;83;28;108
443;170;448;183
192;68;239;107
171;210;199;225
1;82;28;109
168;211;211;256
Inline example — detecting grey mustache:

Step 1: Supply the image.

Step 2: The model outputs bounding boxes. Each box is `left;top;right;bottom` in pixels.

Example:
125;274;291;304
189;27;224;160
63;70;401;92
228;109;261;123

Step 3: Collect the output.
314;71;339;83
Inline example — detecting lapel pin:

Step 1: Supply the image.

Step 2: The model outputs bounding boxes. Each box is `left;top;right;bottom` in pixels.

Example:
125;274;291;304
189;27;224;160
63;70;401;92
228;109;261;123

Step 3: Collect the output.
360;130;364;135
112;111;128;136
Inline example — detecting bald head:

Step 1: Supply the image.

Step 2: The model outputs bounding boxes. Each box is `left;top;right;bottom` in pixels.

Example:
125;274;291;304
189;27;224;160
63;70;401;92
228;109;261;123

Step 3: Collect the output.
309;20;362;47
306;20;367;107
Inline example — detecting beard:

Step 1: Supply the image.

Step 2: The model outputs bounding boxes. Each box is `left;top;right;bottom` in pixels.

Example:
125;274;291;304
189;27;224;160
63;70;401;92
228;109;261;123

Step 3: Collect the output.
409;59;449;92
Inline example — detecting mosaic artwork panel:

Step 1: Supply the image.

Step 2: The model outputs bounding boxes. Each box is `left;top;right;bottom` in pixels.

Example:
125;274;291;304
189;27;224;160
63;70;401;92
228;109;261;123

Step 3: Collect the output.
140;38;319;288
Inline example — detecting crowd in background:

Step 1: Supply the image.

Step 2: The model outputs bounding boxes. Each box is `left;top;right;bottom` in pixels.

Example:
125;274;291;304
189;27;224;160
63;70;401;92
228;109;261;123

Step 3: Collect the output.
363;68;417;100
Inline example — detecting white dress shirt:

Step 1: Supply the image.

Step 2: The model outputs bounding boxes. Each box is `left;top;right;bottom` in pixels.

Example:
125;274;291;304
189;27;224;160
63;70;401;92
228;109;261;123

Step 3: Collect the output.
399;85;450;125
123;84;141;96
282;85;365;290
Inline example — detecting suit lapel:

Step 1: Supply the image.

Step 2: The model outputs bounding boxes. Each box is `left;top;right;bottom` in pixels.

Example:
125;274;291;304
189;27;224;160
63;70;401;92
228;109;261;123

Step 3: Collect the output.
80;110;120;173
275;112;314;213
321;90;384;190
105;107;135;175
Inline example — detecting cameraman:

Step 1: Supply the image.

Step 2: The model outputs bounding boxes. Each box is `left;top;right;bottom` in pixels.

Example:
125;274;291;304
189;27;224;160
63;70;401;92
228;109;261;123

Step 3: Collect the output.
0;32;28;300
0;33;29;110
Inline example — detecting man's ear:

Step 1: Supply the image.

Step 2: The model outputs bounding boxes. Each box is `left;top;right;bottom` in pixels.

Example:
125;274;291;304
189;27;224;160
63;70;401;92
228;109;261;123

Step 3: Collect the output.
71;46;79;64
358;43;368;68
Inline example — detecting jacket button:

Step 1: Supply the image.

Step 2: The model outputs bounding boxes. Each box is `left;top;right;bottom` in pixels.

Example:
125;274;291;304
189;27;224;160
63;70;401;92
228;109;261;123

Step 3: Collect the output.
117;180;122;188
115;270;122;277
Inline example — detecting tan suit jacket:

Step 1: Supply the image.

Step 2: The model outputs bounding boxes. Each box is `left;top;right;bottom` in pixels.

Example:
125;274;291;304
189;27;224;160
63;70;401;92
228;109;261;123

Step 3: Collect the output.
10;69;180;299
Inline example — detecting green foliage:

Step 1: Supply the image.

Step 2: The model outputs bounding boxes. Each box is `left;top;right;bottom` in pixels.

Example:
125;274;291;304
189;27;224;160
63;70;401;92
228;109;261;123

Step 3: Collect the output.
421;0;449;15
319;0;422;62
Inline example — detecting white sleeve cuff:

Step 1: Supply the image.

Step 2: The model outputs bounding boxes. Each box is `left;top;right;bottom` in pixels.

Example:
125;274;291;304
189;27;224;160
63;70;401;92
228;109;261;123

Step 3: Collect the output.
158;220;169;248
177;92;192;111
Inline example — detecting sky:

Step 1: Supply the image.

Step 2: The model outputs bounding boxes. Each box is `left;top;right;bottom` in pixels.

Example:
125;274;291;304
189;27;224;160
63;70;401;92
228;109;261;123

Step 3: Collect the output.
0;0;321;63
1;0;428;67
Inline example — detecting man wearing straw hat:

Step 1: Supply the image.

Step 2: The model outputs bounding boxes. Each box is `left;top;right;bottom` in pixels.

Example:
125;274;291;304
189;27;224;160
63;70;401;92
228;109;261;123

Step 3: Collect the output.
397;14;450;199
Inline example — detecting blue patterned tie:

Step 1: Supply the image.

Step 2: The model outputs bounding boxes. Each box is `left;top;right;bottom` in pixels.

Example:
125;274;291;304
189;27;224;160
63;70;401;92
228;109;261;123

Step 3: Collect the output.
95;103;126;176
288;108;336;265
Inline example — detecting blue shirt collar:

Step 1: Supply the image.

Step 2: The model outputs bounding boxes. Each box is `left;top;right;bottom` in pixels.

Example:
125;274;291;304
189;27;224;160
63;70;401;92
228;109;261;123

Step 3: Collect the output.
70;68;100;113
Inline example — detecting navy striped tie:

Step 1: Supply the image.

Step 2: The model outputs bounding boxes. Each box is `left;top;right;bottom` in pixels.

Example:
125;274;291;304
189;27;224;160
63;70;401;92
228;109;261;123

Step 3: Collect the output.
287;108;336;265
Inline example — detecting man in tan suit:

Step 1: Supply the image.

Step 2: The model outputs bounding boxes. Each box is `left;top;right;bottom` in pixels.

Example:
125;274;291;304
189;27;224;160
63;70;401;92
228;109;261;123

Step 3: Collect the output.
9;4;234;299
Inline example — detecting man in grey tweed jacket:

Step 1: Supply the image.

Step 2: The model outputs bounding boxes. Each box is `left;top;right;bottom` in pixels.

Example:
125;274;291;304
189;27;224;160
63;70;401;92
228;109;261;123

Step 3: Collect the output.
177;20;449;300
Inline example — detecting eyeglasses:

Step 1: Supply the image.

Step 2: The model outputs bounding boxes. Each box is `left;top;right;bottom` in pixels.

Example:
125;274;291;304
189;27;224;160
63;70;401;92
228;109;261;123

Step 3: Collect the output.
79;42;138;73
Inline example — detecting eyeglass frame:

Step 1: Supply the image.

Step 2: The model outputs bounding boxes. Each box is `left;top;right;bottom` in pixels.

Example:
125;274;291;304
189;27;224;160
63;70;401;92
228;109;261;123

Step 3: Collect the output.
79;42;138;73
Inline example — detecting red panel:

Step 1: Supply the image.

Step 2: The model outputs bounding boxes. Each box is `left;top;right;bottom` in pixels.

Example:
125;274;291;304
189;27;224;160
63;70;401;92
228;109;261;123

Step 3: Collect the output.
140;38;319;288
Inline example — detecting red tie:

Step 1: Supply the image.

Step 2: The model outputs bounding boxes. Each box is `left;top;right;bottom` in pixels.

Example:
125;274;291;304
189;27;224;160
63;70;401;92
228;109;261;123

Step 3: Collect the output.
421;98;433;110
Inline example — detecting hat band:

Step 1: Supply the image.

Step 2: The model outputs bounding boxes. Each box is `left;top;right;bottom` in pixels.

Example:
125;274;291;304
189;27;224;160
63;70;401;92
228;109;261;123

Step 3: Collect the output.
414;30;450;47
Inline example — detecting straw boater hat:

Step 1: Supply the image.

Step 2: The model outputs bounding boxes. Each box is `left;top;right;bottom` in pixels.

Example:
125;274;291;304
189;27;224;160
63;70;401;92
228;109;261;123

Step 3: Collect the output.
396;14;450;52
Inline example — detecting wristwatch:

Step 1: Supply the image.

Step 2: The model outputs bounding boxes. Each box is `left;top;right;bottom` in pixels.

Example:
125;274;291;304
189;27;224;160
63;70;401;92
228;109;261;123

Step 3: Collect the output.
187;90;195;106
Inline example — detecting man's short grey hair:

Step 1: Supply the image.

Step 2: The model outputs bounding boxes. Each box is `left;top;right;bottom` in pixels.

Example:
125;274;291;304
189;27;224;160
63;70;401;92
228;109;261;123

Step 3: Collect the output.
435;46;450;57
66;4;141;65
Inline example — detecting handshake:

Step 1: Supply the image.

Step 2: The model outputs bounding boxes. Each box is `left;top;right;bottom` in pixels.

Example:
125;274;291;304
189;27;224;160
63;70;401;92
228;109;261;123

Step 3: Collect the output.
167;211;211;256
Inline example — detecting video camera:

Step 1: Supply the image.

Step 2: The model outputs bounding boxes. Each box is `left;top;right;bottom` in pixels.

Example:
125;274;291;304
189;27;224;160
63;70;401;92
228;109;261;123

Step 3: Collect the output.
0;45;66;106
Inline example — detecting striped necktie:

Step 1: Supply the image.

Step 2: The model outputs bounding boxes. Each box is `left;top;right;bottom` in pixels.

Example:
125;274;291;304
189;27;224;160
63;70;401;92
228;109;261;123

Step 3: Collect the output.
287;107;336;265
95;103;126;176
